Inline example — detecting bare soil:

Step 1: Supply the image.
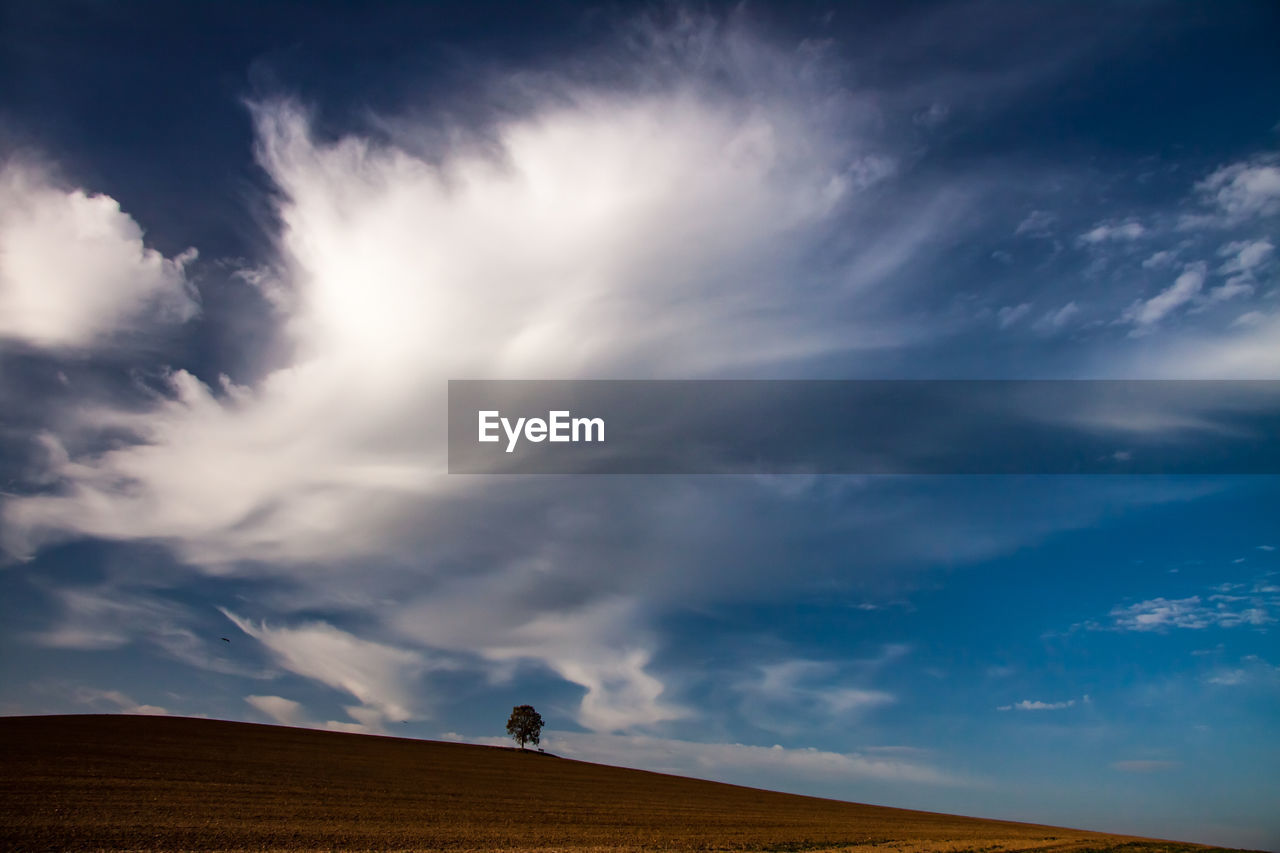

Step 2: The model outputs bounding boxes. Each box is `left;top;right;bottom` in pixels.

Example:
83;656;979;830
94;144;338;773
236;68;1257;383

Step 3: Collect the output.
0;715;1248;852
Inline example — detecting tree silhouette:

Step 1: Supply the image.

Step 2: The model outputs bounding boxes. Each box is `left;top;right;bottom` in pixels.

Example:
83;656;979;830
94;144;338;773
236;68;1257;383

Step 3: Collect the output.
506;704;544;750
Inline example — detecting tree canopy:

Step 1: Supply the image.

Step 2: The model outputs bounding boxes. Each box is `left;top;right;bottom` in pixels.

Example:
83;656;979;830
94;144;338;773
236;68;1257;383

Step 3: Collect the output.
505;705;544;750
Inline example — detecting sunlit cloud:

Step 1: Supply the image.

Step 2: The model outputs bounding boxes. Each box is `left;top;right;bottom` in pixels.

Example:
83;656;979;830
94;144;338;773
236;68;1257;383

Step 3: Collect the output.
223;609;430;728
0;161;198;349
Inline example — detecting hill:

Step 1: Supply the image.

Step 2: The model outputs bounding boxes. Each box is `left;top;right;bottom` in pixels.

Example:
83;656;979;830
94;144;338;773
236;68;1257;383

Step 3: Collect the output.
0;714;1244;852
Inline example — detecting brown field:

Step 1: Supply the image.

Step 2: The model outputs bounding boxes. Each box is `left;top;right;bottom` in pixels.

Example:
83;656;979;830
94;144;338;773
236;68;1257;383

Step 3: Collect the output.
0;715;1247;853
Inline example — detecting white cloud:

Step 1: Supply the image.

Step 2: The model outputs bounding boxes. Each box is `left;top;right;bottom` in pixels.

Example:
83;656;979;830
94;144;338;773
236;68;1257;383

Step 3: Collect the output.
1033;301;1079;332
393;593;685;732
29;587;161;650
223;609;428;729
1106;592;1274;632
4;16;1221;756
1133;309;1280;377
1205;277;1255;304
73;687;169;716
752;660;895;713
245;694;308;726
996;698;1076;711
1014;209;1055;237
997;302;1031;328
1206;670;1248;686
29;585;264;679
0;161;198;349
3;32;905;567
1121;157;1280;375
1078;219;1145;244
1205;655;1280;687
1230;310;1264;328
1217;238;1274;275
1141;249;1178;269
1122;262;1205;330
245;693;392;733
1194;239;1273;308
737;659;895;735
3;24;927;739
1186;153;1280;226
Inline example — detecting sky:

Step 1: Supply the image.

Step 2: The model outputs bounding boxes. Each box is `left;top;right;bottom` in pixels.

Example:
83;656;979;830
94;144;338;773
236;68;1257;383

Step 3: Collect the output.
0;1;1278;848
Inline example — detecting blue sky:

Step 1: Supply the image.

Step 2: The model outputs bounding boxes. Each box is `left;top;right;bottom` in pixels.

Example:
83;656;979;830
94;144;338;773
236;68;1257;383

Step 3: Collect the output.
1;1;1278;848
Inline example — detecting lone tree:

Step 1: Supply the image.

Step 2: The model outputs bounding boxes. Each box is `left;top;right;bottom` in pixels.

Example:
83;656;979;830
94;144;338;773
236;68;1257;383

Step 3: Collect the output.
506;704;544;750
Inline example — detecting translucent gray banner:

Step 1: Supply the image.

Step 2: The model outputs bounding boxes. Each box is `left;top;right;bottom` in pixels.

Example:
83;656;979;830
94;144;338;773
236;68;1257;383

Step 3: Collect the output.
447;380;1280;474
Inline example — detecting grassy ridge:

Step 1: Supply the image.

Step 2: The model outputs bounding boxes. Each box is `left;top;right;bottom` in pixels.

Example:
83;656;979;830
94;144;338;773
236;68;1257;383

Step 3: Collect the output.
0;715;1243;852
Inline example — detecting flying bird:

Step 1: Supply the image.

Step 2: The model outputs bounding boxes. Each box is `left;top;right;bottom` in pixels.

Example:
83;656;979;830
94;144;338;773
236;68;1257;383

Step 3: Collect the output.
220;637;231;643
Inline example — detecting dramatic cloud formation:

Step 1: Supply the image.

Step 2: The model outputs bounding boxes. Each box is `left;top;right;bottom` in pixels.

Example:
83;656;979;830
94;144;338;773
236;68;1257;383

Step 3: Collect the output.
223;610;429;729
4;25;912;567
0;20;959;735
393;591;686;731
0;161;198;349
2;5;1279;846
